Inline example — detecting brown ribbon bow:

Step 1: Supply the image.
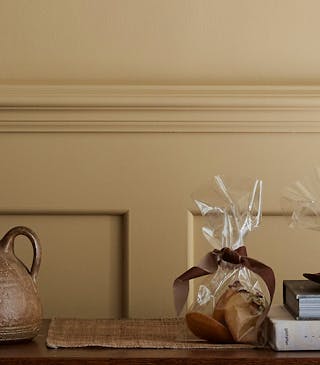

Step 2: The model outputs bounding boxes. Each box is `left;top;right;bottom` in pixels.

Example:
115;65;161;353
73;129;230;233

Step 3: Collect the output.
173;246;275;315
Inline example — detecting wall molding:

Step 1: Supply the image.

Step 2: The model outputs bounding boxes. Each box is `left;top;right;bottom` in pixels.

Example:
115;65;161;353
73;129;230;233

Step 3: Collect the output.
1;84;320;132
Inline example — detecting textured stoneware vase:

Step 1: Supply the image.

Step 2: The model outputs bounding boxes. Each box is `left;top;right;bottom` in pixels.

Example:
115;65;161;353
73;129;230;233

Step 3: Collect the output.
0;226;42;342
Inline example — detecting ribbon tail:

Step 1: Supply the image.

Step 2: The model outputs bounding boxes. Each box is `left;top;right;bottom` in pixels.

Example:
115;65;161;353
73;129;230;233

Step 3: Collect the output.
242;256;276;301
173;252;218;315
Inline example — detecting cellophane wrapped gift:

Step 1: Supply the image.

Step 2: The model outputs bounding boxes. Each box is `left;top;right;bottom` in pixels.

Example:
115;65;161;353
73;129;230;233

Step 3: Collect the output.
282;168;320;231
282;168;320;282
173;176;275;345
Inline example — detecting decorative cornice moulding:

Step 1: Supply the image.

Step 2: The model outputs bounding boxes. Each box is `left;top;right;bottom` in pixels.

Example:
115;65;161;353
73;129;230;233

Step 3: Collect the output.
1;84;320;132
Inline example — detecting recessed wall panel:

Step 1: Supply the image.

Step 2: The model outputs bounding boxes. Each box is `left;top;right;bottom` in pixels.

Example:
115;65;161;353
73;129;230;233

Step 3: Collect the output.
0;214;123;318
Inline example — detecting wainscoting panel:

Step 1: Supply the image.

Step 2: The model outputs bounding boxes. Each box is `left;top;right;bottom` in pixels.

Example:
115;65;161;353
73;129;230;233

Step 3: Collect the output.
0;213;124;318
0;85;320;318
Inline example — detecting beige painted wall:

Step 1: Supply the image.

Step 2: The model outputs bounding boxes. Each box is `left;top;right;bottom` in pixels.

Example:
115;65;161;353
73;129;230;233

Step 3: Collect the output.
1;0;320;84
1;1;320;319
0;131;319;319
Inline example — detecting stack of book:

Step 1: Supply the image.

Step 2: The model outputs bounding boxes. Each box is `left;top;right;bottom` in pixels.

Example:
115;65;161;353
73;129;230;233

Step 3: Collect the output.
268;280;320;351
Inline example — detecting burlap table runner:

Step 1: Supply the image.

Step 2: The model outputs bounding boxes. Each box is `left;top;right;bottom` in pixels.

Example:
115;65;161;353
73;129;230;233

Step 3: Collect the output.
46;318;258;349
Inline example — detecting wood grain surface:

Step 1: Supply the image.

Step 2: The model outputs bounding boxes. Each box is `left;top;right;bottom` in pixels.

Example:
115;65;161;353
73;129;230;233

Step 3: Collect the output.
0;320;320;364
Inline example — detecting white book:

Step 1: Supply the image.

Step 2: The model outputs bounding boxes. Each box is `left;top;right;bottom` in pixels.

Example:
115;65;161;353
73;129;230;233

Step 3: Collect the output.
268;305;320;351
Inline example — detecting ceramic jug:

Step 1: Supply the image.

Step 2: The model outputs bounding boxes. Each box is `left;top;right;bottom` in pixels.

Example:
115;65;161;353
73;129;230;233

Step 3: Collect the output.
0;226;42;342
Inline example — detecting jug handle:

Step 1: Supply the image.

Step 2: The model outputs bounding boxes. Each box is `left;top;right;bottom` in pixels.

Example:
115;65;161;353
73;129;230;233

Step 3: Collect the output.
1;226;41;283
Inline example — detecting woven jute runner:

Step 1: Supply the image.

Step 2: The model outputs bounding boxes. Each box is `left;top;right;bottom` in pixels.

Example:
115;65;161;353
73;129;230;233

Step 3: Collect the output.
46;318;257;349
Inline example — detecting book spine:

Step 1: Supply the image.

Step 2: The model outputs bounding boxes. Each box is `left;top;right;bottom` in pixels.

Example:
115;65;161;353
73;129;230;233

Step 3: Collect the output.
269;321;320;351
283;282;299;319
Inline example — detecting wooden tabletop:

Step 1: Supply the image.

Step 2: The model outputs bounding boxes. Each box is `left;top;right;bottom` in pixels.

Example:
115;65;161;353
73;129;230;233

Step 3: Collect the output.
1;320;320;364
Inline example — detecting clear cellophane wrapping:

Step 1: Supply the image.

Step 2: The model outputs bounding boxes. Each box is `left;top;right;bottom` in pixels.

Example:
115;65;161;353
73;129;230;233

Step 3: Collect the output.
282;168;320;231
185;176;271;345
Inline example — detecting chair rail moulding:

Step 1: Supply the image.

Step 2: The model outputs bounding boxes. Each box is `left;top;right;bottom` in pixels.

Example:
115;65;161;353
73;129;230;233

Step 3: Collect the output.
1;84;320;133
